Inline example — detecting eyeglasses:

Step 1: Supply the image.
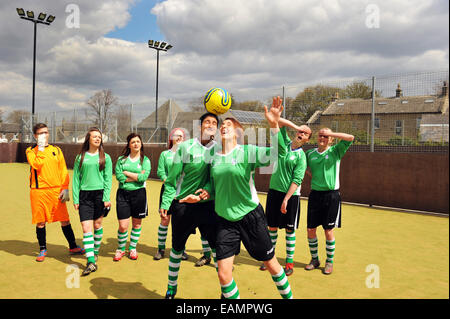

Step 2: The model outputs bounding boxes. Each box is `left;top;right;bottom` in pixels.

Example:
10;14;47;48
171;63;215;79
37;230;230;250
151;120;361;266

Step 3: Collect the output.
172;134;183;138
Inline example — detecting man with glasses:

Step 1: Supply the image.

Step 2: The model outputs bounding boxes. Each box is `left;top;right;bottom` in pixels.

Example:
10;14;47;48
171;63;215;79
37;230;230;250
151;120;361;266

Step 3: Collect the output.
260;118;311;276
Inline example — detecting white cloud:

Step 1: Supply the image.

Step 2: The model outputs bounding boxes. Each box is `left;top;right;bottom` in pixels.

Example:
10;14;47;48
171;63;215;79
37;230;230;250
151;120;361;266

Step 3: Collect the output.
0;0;447;118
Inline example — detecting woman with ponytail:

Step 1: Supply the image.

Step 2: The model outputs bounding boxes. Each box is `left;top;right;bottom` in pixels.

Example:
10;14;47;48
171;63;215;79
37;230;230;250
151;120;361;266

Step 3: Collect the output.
113;133;151;261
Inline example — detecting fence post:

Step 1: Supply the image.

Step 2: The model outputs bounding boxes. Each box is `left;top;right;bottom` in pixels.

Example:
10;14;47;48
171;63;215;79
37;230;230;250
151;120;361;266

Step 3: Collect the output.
371;76;376;152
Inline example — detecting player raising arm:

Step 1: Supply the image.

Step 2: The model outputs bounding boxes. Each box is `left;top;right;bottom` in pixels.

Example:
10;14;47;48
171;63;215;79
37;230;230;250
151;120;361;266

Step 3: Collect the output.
305;127;354;275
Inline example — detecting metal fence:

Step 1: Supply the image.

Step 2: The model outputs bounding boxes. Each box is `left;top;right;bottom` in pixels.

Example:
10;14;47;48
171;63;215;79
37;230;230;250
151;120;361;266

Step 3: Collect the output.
6;69;449;152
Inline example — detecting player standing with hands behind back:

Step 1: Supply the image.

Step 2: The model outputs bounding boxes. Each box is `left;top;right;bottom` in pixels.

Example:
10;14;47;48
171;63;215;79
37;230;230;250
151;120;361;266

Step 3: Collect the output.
26;123;85;262
72;127;112;276
305;127;354;275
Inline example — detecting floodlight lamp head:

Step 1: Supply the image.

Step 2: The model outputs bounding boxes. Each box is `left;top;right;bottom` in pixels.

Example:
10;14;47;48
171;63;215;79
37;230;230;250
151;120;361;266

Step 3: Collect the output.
166;44;173;50
16;8;25;16
26;10;34;19
38;13;46;21
148;40;154;47
46;15;55;23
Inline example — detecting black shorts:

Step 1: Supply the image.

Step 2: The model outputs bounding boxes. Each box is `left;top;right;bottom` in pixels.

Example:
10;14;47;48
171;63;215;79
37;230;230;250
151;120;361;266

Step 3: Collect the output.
159;184;173;216
216;204;275;262
79;190;105;222
307;190;342;230
266;188;300;231
170;200;218;252
116;188;148;220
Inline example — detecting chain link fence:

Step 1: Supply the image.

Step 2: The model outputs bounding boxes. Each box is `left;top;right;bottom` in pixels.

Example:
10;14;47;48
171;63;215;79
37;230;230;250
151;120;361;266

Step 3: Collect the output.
2;70;448;152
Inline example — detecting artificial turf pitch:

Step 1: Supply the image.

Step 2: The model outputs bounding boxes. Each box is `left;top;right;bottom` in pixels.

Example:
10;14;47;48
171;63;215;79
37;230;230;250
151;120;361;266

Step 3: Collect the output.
0;163;448;299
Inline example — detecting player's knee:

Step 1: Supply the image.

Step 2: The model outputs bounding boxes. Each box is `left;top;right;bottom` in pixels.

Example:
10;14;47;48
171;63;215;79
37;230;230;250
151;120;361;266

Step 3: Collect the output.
217;267;232;284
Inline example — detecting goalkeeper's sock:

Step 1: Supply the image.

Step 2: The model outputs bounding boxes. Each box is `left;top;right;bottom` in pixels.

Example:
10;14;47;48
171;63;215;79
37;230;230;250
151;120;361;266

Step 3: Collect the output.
36;226;46;251
61;224;77;249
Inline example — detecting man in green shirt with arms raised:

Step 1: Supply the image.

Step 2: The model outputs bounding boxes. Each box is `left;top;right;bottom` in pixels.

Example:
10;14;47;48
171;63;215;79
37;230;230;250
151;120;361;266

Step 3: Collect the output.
305;127;354;275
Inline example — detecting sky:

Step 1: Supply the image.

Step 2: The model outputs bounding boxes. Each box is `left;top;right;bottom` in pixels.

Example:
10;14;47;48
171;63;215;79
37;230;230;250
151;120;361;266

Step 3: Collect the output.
0;0;448;120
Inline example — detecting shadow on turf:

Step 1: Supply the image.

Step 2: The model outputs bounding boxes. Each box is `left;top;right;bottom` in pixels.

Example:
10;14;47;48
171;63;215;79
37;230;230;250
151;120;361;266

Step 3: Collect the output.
0;240;86;268
89;277;162;299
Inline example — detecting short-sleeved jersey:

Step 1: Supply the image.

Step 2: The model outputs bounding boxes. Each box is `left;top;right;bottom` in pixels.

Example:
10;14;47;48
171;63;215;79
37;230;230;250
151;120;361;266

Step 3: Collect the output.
26;144;69;189
160;138;218;211
269;127;307;195
157;149;175;182
210;131;286;222
72;152;113;204
306;140;352;191
115;155;151;191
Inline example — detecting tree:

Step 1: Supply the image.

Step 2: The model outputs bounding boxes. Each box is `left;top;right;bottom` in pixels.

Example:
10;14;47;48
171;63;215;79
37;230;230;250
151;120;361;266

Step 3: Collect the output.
6;110;31;124
288;85;344;123
343;82;381;99
86;89;118;132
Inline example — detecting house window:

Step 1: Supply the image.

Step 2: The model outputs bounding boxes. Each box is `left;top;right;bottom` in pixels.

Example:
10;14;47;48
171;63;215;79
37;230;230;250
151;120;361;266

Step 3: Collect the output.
374;118;380;129
395;120;403;135
416;117;421;129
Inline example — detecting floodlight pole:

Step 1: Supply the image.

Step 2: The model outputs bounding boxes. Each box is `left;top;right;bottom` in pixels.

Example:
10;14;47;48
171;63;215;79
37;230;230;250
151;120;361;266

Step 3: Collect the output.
155;49;159;134
17;9;55;125
148;40;172;142
32;21;37;119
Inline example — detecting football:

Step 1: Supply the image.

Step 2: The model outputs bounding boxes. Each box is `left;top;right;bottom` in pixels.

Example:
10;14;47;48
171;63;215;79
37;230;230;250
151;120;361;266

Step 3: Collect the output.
203;87;231;115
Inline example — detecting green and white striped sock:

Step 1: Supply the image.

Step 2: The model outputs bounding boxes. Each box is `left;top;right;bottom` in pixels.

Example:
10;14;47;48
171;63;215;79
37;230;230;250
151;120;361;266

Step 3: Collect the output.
285;230;296;264
272;268;293;299
269;229;278;248
308;237;319;260
83;232;95;264
326;239;335;264
158;224;168;250
93;227;103;255
117;230;128;252
129;227;142;251
168;248;183;293
221;278;240;299
211;248;218;270
201;236;211;258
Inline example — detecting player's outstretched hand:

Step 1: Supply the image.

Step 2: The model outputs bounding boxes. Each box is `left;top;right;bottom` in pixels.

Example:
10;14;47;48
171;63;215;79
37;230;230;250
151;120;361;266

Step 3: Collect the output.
264;96;283;127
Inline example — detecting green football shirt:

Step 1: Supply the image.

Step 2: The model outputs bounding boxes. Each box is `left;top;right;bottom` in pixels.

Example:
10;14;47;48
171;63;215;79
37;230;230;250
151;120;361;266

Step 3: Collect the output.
210;131;287;222
115;155;151;191
269;127;307;195
157;149;175;182
306;140;353;191
72;152;113;204
160;138;218;211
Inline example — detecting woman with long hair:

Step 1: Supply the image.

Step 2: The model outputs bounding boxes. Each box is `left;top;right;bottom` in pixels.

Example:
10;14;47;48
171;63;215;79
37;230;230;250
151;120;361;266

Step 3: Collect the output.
113;133;151;261
72;127;112;276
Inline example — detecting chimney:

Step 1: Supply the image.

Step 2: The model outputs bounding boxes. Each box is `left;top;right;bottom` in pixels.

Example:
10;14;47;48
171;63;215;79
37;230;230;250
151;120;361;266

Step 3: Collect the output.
442;81;448;97
395;83;402;98
331;92;339;102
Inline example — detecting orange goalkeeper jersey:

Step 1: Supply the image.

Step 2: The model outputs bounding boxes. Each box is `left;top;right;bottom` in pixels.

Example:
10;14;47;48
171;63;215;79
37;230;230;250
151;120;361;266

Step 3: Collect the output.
26;144;70;189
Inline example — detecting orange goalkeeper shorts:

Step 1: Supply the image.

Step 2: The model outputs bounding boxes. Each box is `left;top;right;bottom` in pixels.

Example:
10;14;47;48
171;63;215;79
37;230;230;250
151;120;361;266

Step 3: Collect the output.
30;188;70;224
